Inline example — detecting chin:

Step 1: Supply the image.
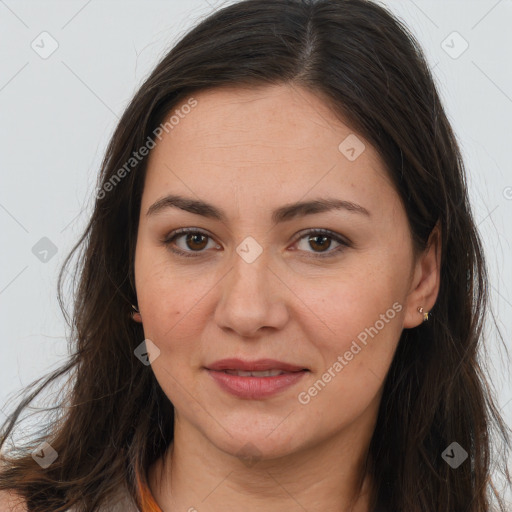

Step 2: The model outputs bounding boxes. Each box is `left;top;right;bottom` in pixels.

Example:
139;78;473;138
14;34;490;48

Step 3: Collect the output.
206;424;307;464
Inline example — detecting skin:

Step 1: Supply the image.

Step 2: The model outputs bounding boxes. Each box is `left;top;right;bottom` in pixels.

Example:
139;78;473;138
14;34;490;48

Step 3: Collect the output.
133;83;441;512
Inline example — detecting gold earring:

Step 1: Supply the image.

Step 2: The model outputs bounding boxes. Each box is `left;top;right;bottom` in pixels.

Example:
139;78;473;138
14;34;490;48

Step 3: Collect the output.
131;304;141;321
417;306;429;322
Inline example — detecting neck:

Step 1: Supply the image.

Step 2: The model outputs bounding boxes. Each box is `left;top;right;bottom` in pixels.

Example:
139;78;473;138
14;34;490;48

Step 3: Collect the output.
148;407;379;512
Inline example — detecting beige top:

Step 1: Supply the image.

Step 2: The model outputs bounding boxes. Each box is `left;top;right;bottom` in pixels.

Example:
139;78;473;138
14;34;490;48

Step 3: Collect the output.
67;485;141;512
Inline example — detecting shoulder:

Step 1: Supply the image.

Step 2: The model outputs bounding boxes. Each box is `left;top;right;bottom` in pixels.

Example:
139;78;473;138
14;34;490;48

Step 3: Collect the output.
0;488;139;512
0;490;28;512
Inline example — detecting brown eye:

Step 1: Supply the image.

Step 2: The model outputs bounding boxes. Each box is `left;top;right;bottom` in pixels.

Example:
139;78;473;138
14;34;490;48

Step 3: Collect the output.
163;228;220;258
163;228;349;259
184;232;208;251
294;229;349;258
307;234;332;253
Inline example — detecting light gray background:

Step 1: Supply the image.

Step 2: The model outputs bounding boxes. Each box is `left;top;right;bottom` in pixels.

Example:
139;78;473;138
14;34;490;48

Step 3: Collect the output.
1;0;511;501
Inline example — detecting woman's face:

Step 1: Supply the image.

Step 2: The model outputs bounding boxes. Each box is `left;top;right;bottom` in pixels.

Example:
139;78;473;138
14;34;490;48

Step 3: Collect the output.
134;83;434;461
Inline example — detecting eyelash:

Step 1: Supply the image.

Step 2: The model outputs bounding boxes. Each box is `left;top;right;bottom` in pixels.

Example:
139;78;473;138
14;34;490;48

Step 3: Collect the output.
162;227;350;259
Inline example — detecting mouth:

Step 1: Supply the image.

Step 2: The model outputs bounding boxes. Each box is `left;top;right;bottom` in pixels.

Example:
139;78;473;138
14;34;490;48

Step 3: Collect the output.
204;359;310;399
205;358;309;374
217;369;304;377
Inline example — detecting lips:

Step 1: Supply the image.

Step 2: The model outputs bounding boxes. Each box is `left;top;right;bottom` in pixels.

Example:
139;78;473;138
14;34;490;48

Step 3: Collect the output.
205;359;309;399
223;369;285;377
206;358;308;373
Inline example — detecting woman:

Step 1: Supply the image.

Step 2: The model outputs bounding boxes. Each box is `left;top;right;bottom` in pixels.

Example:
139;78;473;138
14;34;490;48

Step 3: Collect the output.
1;0;510;511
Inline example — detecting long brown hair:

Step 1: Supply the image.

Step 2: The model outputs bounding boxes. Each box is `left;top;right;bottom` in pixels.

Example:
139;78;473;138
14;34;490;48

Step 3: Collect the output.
1;0;511;510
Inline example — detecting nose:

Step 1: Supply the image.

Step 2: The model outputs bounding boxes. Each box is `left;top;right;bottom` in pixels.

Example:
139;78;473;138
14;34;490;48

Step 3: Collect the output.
213;246;290;338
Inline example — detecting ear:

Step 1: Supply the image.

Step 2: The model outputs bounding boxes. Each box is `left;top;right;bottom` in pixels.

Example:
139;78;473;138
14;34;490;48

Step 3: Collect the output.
403;221;442;328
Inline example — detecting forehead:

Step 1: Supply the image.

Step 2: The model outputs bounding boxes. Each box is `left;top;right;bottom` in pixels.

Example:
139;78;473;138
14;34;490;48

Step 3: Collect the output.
152;83;371;161
143;83;395;216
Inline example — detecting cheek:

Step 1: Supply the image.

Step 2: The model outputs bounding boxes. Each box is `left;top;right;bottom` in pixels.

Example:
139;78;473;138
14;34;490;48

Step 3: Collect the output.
134;265;208;405
138;280;202;350
296;275;403;426
303;254;406;377
134;249;217;361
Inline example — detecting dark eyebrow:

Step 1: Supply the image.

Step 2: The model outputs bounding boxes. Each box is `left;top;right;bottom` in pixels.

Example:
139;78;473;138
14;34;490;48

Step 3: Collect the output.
146;194;370;223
